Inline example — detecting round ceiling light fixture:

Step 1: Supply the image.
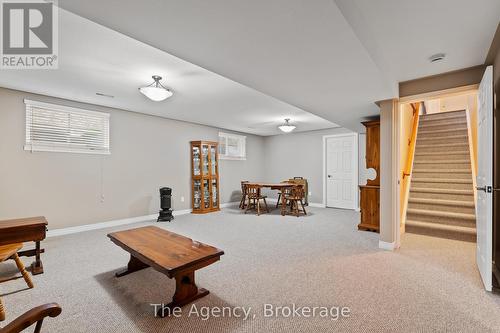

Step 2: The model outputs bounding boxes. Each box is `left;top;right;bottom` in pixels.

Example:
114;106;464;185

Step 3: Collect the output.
278;118;296;133
139;75;173;102
429;53;446;63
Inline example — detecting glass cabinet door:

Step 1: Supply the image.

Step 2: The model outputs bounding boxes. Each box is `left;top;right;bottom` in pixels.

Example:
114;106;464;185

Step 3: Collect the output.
210;145;217;176
192;145;201;176
193;180;201;209
203;179;210;208
202;145;209;175
211;179;218;207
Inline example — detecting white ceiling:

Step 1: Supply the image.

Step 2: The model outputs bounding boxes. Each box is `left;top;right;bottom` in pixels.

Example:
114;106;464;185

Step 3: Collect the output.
334;0;500;82
0;9;338;136
58;0;397;132
3;1;498;133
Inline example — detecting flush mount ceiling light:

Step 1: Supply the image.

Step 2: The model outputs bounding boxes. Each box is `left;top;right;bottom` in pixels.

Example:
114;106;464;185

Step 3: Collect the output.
139;75;173;101
278;118;296;133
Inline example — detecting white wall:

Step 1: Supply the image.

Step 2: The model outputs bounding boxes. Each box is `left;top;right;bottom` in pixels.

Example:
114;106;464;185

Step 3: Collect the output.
0;88;265;229
0;87;369;230
263;127;365;205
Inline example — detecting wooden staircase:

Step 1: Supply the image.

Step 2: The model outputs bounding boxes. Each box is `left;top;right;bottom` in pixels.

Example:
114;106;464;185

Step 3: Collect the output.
405;110;476;242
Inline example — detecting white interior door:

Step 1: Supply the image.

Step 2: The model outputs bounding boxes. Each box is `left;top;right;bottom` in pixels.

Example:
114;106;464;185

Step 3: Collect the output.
476;65;493;291
326;134;357;209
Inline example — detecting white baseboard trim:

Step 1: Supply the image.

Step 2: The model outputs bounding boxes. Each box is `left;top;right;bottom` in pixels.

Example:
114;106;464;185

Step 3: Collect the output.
378;240;396;251
47;208;193;238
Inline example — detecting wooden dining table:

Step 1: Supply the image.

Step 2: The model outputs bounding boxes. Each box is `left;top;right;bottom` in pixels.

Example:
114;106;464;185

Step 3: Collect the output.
244;182;296;215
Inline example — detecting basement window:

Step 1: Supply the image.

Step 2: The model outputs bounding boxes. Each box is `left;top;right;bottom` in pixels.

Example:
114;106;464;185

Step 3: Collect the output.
24;99;110;155
218;132;246;160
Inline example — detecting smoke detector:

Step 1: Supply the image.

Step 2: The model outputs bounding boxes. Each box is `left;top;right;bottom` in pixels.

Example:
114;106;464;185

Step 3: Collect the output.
429;53;446;63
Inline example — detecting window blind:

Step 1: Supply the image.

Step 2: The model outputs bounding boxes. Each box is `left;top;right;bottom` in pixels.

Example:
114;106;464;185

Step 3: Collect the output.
24;100;110;154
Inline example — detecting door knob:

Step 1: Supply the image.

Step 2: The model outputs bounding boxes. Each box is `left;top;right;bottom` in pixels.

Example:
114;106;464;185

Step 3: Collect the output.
328;175;332;178
476;186;492;193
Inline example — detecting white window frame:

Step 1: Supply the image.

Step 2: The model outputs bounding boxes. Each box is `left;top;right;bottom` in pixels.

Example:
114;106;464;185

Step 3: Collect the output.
24;99;110;155
218;132;246;160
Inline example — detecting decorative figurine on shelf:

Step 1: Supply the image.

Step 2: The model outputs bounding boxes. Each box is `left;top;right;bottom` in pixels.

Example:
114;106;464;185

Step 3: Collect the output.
157;187;174;222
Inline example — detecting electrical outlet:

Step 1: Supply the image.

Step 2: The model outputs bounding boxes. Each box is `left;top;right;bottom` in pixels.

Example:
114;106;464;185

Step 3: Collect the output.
308;191;312;196
180;196;185;202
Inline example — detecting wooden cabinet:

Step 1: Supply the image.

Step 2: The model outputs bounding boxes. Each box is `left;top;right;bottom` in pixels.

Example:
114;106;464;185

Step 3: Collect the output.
191;141;220;214
358;119;380;232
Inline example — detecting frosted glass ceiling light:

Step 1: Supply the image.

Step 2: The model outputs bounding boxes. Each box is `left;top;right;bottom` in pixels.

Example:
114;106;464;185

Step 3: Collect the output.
139;75;173;101
278;118;296;133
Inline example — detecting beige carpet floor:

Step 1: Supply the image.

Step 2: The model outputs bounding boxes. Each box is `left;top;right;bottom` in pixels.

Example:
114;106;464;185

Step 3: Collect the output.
2;206;500;332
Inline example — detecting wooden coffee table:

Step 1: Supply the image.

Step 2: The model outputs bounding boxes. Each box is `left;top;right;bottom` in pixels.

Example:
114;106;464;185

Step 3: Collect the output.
107;226;224;316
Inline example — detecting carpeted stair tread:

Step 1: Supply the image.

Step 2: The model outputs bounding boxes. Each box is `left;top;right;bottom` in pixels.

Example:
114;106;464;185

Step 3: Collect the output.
414;151;469;156
406;110;475;241
418;128;468;135
405;220;476;236
408;197;475;207
417;143;469;148
417;135;468;142
419;110;466;120
419;120;467;127
411;178;472;184
410;187;473;195
406;208;475;221
414;160;470;164
413;169;471;173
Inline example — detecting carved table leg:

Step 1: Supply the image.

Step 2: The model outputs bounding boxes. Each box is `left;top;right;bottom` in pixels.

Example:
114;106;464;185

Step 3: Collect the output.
157;271;209;317
115;255;149;277
281;189;287;216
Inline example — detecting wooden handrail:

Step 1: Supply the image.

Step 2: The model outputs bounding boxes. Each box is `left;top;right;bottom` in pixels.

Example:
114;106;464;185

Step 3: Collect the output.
402;103;420;179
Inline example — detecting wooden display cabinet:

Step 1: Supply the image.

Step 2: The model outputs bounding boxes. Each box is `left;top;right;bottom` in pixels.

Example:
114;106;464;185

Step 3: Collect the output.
190;141;220;214
358;119;380;232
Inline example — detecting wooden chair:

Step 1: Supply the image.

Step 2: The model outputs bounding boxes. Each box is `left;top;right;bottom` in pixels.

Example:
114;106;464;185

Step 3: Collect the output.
0;303;61;333
244;184;269;216
239;181;249;209
284;185;307;217
0;244;34;322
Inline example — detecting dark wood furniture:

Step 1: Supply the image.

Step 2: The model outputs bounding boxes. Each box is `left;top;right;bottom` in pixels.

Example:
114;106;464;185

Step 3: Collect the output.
108;226;224;317
359;119;380;232
284;185;307;217
243;183;296;216
0;217;47;275
0;244;34;322
0;303;61;333
244;184;269;215
190;141;220;214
